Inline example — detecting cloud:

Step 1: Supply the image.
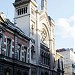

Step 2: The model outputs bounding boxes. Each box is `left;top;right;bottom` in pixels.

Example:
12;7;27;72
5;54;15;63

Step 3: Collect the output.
55;15;74;39
68;15;74;23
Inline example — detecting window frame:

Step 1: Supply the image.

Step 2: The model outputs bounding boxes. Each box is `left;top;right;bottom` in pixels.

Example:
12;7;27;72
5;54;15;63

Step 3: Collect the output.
17;43;21;60
6;38;11;57
17;7;27;16
31;45;35;59
22;46;27;62
0;35;2;54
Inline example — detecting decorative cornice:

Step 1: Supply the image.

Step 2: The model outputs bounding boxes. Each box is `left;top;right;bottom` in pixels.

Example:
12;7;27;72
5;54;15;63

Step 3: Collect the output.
13;0;31;7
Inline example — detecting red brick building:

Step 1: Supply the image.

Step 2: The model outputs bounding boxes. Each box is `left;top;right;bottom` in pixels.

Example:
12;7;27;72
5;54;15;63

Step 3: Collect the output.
0;13;30;75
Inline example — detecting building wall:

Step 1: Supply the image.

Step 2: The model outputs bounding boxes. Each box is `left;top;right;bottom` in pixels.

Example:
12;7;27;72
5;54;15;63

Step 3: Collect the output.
54;52;64;75
3;30;14;58
0;15;31;75
0;0;60;75
57;49;75;75
13;0;57;75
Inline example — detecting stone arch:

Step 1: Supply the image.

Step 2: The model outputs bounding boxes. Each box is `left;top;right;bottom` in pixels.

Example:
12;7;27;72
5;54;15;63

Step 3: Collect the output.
41;72;44;75
5;67;10;75
41;23;50;48
31;45;35;59
42;23;50;39
16;70;21;75
45;72;49;75
23;71;28;75
31;45;35;52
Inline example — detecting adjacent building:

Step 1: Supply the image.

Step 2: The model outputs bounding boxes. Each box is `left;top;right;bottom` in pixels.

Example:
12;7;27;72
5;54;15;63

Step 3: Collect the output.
54;52;64;75
56;48;75;75
0;12;30;75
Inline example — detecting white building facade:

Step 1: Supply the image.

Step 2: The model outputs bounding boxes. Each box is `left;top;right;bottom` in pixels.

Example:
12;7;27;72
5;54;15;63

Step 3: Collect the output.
0;0;65;75
56;48;75;75
13;0;56;75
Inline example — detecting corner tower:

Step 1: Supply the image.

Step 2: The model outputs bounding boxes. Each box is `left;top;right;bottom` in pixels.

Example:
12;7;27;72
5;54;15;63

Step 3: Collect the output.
13;0;38;65
13;0;37;36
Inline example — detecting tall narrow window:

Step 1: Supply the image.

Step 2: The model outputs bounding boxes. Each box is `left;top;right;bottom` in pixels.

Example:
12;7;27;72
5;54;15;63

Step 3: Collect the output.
18;9;20;15
44;53;45;64
58;59;60;68
41;51;43;64
17;7;27;15
24;47;27;62
22;47;27;62
24;7;27;13
6;38;11;57
17;44;21;60
42;52;44;64
31;21;35;36
41;72;44;75
5;71;10;75
48;54;50;65
19;9;22;15
31;45;35;59
31;24;34;35
22;8;24;14
0;36;2;54
16;70;21;75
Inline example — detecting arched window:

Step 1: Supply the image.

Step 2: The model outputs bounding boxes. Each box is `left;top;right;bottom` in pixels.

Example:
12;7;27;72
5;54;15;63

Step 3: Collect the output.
6;38;11;57
41;51;43;64
22;46;27;62
31;45;34;52
5;68;10;75
41;72;44;75
31;45;35;59
17;70;21;75
45;72;49;75
44;53;45;64
5;71;10;75
17;44;21;60
23;71;28;75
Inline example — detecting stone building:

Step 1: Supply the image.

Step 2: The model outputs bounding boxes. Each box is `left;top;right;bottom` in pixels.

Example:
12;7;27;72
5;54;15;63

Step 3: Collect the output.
13;0;55;75
0;0;64;75
54;52;64;75
0;12;30;75
56;48;75;75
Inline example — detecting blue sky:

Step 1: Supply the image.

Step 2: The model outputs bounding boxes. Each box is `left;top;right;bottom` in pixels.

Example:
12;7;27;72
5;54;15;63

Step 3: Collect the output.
0;0;74;49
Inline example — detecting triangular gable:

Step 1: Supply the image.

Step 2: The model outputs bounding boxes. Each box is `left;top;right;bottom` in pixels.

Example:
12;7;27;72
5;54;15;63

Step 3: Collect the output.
40;11;51;26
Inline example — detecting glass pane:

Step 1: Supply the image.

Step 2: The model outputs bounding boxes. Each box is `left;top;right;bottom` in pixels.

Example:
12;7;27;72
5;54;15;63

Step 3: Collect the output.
17;44;21;60
6;72;10;75
6;39;11;57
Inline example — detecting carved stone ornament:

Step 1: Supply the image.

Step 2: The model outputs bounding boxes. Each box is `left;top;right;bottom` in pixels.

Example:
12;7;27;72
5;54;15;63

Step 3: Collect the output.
41;28;47;42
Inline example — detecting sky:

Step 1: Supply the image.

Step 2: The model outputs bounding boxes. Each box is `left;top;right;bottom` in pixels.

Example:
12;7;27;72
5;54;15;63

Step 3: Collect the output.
0;0;74;49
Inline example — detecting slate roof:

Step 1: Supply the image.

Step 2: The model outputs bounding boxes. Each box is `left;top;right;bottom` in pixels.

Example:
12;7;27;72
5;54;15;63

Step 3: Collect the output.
15;0;30;2
0;15;30;40
13;0;31;6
